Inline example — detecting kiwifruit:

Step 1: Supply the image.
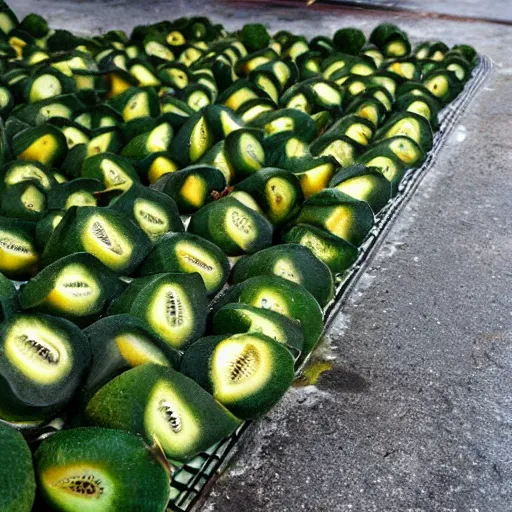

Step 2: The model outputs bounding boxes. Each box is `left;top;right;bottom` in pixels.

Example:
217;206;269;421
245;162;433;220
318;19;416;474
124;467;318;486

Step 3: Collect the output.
294;188;374;247
150;164;226;214
231;244;334;307
188;196;273;256
100;183;184;243
35;427;171;512
329;164;393;214
211;303;304;355
0;421;36;512
107;273;208;350
82;314;180;400
0;313;91;425
234;167;304;226
0;182;48;222
180;332;295;419
85;364;240;461
0;272;16;299
138;232;230;295
80;153;140;192
46;178;103;210
1;160;57;192
12;123;68;168
42;206;152;275
0;216;39;280
211;275;323;354
18;252;122;324
35;210;65;251
282;223;359;275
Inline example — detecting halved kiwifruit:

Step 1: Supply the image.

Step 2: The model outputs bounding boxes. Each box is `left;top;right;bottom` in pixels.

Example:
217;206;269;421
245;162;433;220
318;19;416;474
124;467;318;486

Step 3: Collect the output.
35;210;65;252
81;153;140;191
85;364;240;461
12;123;68;168
0;313;90;425
0;421;36;512
150;165;226;214
0;182;47;222
0;217;39;280
35;427;171;512
282;223;359;276
211;275;323;355
138;232;230;295
224;129;265;182
42;206;151;274
19;252;121;324
1;161;57;192
108;86;160;121
82;314;179;400
169;112;214;166
101;184;184;243
203;104;245;140
234;167;304;226
294;188;374;247
211;303;305;355
374;111;433;151
86;128;123;157
47;178;103;210
188;196;273;256
369;23;411;58
181;332;295;419
329;164;393;214
107;273;208;350
231;243;335;307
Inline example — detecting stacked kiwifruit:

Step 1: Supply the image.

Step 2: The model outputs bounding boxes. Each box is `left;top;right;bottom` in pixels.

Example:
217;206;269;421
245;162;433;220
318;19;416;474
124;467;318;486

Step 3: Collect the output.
0;1;477;509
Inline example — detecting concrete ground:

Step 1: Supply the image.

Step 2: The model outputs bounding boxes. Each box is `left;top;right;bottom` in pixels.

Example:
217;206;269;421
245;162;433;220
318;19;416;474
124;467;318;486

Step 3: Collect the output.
13;1;512;510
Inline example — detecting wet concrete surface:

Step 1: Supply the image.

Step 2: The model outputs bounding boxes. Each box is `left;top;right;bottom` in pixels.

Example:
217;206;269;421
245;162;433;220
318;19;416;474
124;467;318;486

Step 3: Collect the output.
12;1;512;510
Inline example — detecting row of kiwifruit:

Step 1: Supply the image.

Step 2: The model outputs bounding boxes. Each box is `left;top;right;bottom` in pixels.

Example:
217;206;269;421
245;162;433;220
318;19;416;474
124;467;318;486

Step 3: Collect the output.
0;1;477;510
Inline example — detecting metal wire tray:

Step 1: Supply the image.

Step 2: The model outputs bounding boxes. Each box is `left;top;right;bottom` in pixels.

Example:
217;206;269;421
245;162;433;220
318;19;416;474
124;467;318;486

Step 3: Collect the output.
165;54;493;512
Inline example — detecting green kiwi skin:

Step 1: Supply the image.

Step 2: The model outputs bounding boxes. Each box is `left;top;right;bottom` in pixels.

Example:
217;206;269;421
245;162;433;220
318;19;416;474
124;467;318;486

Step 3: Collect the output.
231;244;334;307
374;111;433;151
84;364;241;461
234;167;304;226
188;196;273;256
210;275;323;355
0;421;36;512
150;165;226;214
329;164;393;214
137;232;230;296
0;313;91;424
35;427;171;512
0;217;40;281
0;272;16;299
82;314;180;401
105;183;184;242
180;332;295;419
294;188;374;247
106;273;209;351
211;303;305;354
42;206;152;275
18;252;122;325
282;223;359;276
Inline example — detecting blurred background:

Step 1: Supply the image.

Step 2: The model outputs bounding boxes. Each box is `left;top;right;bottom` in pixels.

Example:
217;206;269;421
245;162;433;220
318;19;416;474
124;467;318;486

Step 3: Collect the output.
12;0;512;37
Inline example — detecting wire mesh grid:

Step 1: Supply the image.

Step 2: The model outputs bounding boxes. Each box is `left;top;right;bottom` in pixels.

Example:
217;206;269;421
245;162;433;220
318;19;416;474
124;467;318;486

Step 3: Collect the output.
165;54;493;512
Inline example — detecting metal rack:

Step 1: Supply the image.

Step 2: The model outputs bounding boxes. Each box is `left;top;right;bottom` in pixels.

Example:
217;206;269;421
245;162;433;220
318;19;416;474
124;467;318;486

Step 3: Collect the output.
165;55;493;512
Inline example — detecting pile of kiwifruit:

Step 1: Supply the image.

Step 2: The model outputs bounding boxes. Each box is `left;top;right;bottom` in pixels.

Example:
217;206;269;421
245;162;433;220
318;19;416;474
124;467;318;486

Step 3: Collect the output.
0;0;477;509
